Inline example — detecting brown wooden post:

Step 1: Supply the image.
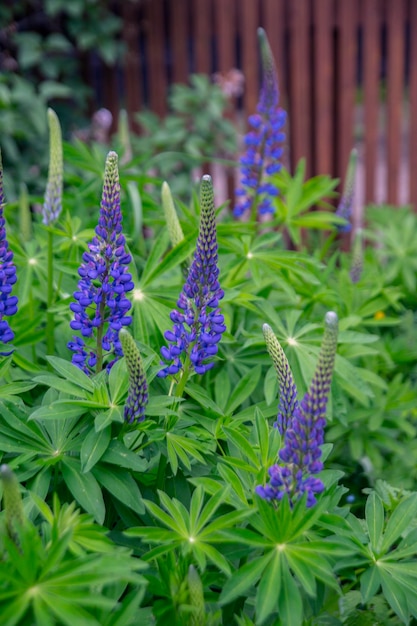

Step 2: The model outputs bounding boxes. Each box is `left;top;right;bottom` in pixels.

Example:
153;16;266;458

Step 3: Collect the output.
240;0;260;115
336;0;358;183
146;0;167;116
312;0;335;177
288;0;312;176
193;0;212;74
410;0;417;210
170;0;190;84
363;0;380;204
122;0;143;133
386;0;405;205
215;0;236;72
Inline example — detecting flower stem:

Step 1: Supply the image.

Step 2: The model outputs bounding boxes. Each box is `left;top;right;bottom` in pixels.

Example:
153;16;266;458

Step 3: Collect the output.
46;230;55;355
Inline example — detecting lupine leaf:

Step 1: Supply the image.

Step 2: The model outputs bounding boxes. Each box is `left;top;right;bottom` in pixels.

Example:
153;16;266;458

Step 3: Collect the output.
360;566;381;603
365;492;384;554
220;552;274;605
45;356;95;392
278;560;303;626
255;551;282;624
224;365;262;414
380;494;417;553
92;465;145;515
81;426;111;473
61;458;105;524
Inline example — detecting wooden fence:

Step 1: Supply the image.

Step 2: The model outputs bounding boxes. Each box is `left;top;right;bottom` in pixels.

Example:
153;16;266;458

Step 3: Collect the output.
95;0;417;209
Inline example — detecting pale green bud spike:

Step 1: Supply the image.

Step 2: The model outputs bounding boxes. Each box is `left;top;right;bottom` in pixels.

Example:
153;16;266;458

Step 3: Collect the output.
118;109;133;165
1;464;25;541
119;329;148;424
257;27;280;108
162;181;184;248
263;323;298;434
42;108;63;225
188;565;206;626
350;227;364;284
199;174;216;242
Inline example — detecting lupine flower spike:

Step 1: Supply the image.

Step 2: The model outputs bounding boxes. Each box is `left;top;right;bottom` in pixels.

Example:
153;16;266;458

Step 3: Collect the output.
43;108;63;225
256;312;338;508
0;151;18;352
68;151;134;374
350;227;364;283
119;329;148;423
1;464;25;542
234;28;286;219
162;181;185;248
335;148;357;233
158;175;226;380
263;324;298;435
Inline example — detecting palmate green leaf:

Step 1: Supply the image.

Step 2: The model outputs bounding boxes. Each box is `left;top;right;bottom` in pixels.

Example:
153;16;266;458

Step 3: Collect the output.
219;552;274;605
223;426;260;467
380;494;417;554
284;546;340;592
92;465;145;515
365;492;384;553
34;374;88;398
185;383;225;416
284;548;316;597
0;595;29;626
29;402;88;421
166;432;207;474
197;541;231;575
61;457;105;524
217;463;249;505
157;490;190;535
94;406;124;431
108;358;129;404
292;211;346;229
255;551;282;624
0;381;37;397
224;365;262;414
81;426;111;473
100;440;147;472
143;499;185;535
45;356;95;392
360;565;381;603
141;231;197;287
33;596;56;626
379;570;410;624
278;560;303;626
139;229;170;285
40;595;102;626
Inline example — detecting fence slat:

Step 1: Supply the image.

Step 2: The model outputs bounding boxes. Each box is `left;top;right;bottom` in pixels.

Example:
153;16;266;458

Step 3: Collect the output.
288;0;312;176
240;0;260;114
215;0;236;72
363;0;380;204
313;0;334;177
146;0;167;116
410;0;417;210
336;0;357;180
170;0;189;84
387;0;405;205
122;0;142;132
193;0;212;74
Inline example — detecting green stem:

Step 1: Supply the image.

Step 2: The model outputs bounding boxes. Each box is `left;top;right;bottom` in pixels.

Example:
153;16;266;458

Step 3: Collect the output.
95;295;107;373
46;231;55;355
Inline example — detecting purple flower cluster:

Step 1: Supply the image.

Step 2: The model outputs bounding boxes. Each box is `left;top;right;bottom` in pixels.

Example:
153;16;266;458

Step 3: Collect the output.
335;148;357;233
158;175;225;378
234;28;286;218
119;329;148;423
256;312;338;508
0;152;18;351
68;152;134;373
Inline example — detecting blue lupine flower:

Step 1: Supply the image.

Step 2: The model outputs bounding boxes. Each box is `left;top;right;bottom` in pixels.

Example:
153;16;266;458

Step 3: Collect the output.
0;151;18;352
42;108;63;225
158;175;226;378
256;312;338;508
119;329;148;423
68;151;134;374
263;324;298;435
234;28;286;218
335;148;357;233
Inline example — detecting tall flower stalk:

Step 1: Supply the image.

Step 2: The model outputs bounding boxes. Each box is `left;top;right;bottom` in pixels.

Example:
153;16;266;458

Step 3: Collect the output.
68;151;134;374
157;175;225;393
0;151;18;354
256;312;338;508
43;108;63;355
234;28;286;220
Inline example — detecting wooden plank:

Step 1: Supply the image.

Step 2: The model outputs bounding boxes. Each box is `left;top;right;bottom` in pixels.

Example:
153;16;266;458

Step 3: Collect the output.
363;0;380;204
170;0;189;84
410;0;417;209
215;0;236;72
336;0;358;183
313;0;334;177
288;0;312;176
193;0;212;74
240;0;260;114
146;0;167;116
386;0;405;205
102;63;119;133
122;0;142;133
